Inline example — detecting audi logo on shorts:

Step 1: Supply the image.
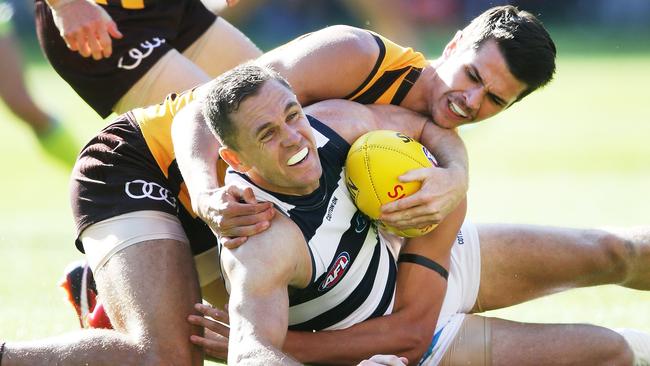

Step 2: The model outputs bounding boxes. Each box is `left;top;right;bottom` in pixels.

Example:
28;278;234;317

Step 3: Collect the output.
125;180;176;208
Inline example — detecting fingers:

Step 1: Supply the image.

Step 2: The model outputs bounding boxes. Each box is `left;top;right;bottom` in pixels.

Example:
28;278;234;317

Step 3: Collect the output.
189;334;228;360
217;209;274;238
380;192;427;216
398;167;431;183
359;354;408;366
62;30;78;51
74;31;91;57
53;1;120;59
195;303;230;324
381;203;443;226
97;25;114;58
209;202;275;235
227;185;257;205
382;216;439;231
106;21;123;39
220;236;247;249
87;27;105;60
188;314;230;337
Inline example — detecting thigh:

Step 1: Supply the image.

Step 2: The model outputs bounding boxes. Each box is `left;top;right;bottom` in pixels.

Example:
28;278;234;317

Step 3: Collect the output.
439;315;631;366
92;237;203;363
113;49;211;114
181;17;261;78
474;224;624;312
489;317;631;366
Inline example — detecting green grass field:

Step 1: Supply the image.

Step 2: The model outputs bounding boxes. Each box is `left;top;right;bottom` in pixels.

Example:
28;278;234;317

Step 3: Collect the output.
1;31;649;362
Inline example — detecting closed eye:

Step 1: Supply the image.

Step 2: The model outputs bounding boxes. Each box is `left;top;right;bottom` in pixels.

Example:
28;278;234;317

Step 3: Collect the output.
489;94;506;107
466;67;479;82
259;127;275;143
286;111;299;123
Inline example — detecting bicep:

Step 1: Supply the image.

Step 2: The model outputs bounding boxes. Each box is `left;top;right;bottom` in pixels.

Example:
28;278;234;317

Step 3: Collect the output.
220;212;312;295
259;25;379;105
394;199;467;310
221;216;309;352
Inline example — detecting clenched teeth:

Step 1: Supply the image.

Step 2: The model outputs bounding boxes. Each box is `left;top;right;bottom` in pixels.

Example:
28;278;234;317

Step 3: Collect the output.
449;101;468;118
287;147;308;166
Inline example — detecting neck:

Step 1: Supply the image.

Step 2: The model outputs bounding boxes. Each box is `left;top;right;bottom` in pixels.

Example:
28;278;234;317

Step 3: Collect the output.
400;60;440;115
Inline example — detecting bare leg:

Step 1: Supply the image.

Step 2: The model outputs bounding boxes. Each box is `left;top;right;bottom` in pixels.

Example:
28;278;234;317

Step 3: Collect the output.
2;239;203;366
0;34;53;133
490;317;633;366
182;17;261;78
474;224;650;312
440;314;634;366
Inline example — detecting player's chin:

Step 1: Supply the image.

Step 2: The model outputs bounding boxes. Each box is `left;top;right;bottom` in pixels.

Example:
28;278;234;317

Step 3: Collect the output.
431;113;457;130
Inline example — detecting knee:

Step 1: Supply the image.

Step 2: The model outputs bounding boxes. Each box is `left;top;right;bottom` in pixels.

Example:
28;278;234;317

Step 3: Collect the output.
586;229;633;283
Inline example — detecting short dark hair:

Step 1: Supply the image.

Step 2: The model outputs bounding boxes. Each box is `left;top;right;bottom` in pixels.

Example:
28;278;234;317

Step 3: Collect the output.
202;63;292;149
461;5;557;101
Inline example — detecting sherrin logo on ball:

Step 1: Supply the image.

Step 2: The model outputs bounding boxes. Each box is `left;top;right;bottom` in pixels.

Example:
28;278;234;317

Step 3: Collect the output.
345;130;438;238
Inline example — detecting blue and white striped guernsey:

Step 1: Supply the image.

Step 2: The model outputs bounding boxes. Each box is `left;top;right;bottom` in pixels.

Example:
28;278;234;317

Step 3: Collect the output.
225;115;397;331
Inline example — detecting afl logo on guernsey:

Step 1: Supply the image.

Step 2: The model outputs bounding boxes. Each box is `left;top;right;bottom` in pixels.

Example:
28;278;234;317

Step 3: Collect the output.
319;252;351;292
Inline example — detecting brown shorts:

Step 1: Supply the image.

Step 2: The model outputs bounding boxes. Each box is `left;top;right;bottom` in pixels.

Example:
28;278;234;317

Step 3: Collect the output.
34;0;216;118
69;113;216;255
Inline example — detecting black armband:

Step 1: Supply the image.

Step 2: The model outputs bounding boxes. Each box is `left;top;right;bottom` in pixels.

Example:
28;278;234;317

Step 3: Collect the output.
397;253;448;280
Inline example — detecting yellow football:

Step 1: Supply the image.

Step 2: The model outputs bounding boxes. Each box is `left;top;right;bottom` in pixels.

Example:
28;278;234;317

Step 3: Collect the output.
345;130;438;238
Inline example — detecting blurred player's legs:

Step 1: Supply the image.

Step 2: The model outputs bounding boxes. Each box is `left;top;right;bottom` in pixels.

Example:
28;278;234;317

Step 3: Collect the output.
0;10;78;167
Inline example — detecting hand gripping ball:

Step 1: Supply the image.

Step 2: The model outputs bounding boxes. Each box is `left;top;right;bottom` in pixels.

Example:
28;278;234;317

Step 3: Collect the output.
345;130;438;237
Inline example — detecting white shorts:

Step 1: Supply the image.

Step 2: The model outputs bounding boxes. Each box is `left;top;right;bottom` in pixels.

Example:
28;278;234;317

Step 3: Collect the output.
418;220;481;366
79;210;221;287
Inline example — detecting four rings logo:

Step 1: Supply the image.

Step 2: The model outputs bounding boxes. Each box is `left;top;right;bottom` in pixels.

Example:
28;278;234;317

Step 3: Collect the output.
117;37;166;70
125;180;176;208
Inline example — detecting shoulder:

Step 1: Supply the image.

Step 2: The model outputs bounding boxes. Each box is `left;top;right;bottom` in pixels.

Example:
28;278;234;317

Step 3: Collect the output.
221;210;311;288
311;25;380;59
305;100;375;144
305;100;428;144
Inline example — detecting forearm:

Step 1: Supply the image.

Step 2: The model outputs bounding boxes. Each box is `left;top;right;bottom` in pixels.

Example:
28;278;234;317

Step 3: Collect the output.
171;102;222;216
284;307;440;365
421;123;468;190
229;293;294;365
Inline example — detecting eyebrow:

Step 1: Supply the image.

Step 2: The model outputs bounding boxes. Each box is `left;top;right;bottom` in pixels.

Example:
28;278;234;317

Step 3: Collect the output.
254;101;300;139
471;65;508;106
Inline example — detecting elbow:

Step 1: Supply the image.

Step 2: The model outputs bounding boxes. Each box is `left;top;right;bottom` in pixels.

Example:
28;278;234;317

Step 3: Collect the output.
392;323;435;365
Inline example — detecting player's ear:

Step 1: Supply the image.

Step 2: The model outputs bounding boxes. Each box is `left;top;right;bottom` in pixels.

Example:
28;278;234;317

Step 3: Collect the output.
219;147;250;173
442;30;463;59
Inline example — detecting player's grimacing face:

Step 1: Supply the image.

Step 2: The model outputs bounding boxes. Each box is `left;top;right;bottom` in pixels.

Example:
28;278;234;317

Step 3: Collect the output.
230;80;322;196
430;38;527;129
